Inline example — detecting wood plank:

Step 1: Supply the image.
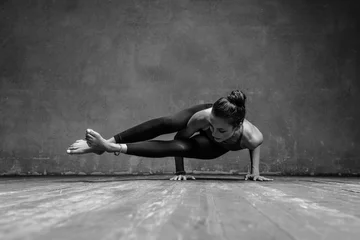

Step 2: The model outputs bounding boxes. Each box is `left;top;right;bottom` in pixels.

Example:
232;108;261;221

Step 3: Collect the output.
267;178;360;217
1;177;359;240
238;182;360;240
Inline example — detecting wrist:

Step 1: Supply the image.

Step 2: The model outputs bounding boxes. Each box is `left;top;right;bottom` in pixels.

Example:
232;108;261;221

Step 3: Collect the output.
251;167;260;175
175;171;186;175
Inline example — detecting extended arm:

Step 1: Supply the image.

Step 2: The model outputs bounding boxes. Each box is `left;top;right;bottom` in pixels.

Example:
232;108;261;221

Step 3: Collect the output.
249;144;261;176
244;127;273;181
171;112;208;180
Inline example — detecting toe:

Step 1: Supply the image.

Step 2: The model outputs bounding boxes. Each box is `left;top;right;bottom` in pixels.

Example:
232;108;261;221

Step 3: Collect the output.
88;129;100;138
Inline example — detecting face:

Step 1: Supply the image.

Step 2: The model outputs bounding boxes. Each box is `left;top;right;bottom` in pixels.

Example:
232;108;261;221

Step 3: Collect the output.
209;112;238;142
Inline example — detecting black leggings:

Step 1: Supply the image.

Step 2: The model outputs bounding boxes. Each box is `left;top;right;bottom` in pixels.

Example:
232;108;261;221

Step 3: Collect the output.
113;103;229;159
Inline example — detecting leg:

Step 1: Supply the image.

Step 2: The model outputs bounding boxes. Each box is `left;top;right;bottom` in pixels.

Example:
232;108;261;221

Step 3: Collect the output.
67;103;212;155
113;103;213;143
122;134;229;159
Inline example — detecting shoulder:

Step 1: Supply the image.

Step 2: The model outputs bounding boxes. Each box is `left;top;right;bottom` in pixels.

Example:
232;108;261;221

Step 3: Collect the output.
188;108;211;127
242;119;263;149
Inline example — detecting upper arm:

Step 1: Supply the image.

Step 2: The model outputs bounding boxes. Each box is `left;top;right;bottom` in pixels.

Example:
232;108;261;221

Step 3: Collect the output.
175;111;207;139
245;124;264;150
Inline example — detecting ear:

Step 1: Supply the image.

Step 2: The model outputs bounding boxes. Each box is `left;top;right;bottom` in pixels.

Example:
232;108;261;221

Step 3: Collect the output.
234;121;243;130
232;124;240;132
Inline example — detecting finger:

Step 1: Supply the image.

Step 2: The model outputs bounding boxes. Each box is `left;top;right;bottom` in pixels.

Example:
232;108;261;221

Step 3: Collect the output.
259;176;270;181
247;174;254;181
184;176;187;181
177;176;182;181
191;176;196;180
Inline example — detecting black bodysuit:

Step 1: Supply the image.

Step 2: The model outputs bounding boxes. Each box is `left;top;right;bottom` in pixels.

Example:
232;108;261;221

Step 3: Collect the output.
113;103;244;173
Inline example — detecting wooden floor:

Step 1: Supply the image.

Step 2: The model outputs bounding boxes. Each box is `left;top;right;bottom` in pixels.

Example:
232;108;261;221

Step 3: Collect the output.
0;176;359;240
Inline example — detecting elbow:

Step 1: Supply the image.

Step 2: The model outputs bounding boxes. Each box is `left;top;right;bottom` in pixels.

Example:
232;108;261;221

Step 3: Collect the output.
250;133;263;150
258;133;264;146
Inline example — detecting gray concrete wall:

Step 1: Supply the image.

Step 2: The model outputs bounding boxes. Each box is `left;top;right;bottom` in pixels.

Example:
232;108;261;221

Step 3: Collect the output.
0;0;359;176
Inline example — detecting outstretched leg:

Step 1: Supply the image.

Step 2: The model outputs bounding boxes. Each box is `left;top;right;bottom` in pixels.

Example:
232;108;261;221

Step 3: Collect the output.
123;134;229;159
113;103;213;143
67;103;212;155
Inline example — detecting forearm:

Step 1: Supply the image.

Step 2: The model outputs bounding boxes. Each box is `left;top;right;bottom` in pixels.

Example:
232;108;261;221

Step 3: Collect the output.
249;146;261;175
174;156;186;174
173;131;191;174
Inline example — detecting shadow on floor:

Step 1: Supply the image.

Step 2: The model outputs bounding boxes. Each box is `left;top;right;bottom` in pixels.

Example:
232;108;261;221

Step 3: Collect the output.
52;176;248;183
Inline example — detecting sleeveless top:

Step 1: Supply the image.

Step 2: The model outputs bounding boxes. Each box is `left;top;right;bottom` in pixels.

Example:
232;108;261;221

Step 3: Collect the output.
200;126;244;151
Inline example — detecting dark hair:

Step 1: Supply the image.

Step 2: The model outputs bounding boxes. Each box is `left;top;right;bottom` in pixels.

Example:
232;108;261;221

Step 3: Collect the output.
212;90;247;127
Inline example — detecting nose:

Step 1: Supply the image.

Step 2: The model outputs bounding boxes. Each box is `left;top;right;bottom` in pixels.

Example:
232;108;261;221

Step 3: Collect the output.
212;130;220;139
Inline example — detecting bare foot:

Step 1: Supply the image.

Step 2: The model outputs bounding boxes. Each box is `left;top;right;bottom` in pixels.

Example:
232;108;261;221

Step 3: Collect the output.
85;129;110;152
67;139;105;155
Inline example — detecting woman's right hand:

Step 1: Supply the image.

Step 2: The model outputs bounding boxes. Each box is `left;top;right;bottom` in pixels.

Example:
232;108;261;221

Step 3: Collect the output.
170;175;196;181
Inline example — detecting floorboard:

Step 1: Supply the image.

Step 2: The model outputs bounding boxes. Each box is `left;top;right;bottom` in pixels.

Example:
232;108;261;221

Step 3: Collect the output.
0;176;359;240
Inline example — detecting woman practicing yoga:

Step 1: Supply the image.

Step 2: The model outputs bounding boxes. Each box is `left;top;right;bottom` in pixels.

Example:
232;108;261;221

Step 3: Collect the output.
67;90;273;181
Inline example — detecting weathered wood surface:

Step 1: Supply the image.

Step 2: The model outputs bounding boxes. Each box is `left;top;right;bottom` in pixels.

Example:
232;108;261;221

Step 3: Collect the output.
1;176;359;240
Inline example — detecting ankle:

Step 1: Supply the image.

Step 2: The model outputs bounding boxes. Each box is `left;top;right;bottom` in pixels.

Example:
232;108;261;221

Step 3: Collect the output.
113;143;127;156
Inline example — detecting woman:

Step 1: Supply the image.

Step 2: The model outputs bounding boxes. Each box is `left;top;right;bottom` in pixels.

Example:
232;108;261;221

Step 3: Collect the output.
67;90;273;181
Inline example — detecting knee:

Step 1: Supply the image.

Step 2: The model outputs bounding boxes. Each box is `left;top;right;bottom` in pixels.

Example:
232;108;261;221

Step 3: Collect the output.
174;132;183;140
174;131;190;141
172;139;194;153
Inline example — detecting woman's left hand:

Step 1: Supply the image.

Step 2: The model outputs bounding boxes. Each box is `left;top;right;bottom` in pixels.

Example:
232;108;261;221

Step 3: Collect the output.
244;174;273;181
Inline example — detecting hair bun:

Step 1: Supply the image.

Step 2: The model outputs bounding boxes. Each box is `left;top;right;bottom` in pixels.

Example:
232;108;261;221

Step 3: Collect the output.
227;90;246;107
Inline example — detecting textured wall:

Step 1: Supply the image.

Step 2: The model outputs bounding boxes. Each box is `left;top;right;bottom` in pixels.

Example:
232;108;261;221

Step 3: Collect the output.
0;0;358;176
